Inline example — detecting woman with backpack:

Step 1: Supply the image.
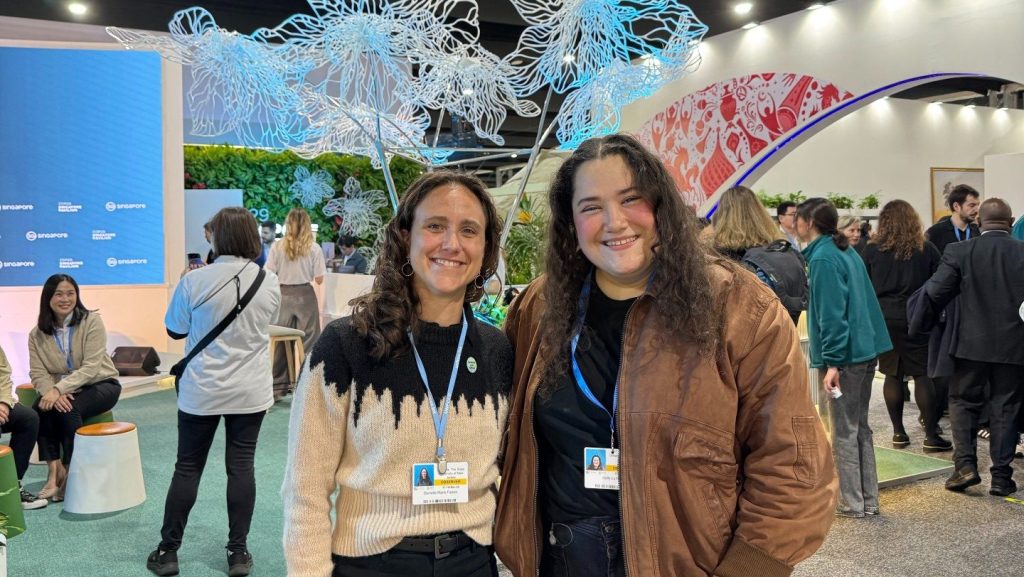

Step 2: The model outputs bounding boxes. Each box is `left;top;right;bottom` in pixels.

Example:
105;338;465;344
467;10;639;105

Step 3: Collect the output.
861;200;951;453
712;186;807;324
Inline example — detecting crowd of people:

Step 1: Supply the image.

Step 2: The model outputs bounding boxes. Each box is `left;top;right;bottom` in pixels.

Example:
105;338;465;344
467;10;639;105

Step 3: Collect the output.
3;134;1023;577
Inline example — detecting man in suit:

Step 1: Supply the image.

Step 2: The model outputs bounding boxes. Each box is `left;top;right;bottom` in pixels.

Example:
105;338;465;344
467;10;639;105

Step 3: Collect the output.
337;235;368;274
924;198;1024;496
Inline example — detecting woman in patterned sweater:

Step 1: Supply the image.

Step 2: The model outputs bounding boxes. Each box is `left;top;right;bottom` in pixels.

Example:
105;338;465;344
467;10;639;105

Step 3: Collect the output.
282;171;512;577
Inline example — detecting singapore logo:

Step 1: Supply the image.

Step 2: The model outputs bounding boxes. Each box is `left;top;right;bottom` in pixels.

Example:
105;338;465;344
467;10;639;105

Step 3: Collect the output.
105;202;117;212
107;257;118;267
25;231;68;241
105;202;146;211
26;231;37;241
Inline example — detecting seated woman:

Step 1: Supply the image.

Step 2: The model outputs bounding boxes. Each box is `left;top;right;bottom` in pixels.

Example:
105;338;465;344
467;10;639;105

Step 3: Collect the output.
28;273;121;501
0;343;48;510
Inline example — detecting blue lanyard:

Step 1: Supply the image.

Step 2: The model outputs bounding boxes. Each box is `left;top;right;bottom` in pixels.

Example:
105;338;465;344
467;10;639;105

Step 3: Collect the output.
570;275;620;449
408;313;468;473
53;325;74;372
953;224;971;241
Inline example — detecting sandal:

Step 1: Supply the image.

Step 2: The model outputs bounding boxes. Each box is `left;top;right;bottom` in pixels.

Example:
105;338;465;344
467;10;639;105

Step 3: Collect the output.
37;485;60;500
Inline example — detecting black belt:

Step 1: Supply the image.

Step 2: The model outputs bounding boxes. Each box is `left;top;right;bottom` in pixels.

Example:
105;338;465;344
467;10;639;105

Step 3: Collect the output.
393;532;473;559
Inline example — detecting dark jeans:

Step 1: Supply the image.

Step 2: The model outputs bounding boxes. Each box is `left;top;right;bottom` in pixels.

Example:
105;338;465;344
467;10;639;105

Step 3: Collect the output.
540;517;625;577
949;359;1024;480
159;410;265;553
1;403;40;480
34;379;120;465
332;537;497;577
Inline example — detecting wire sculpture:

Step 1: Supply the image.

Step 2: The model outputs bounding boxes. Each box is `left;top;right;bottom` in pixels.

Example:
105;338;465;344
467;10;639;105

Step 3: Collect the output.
289;165;336;208
108;0;708;246
322;176;389;237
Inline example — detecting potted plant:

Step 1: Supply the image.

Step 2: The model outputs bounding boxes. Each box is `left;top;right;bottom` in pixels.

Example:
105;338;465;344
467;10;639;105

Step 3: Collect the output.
857;192;881;219
756;190;782;209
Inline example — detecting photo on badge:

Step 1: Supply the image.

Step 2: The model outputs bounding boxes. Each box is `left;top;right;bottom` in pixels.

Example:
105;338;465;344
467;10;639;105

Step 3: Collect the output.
414;464;435;487
585;448;606;471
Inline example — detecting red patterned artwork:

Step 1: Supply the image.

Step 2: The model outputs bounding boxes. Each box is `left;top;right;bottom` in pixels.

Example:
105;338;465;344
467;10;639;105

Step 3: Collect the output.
635;73;854;208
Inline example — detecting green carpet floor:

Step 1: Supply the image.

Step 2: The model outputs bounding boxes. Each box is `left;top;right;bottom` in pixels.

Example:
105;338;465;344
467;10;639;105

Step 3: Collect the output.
10;390;291;577
875;445;955;489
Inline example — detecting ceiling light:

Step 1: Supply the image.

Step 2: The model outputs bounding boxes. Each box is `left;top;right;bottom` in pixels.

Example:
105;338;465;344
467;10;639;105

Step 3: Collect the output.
741;21;760;30
998;106;1009;111
510;153;518;159
928;101;941;108
562;54;575;63
639;53;652;60
965;104;976;109
462;88;474;96
68;2;88;15
807;3;825;10
734;3;754;15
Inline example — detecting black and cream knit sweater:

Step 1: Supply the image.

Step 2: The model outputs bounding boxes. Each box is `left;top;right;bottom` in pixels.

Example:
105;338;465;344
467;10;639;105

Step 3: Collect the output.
282;307;512;576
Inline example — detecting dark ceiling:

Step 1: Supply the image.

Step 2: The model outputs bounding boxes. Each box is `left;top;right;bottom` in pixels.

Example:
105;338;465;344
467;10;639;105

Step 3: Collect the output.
1;1;1013;183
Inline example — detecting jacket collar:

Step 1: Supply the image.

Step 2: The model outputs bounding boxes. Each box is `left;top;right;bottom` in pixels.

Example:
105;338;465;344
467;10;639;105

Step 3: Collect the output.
802;234;832;257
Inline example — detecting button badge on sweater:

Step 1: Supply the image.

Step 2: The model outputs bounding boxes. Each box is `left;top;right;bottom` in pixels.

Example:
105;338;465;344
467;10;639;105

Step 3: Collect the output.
584;448;620;490
466;357;477;373
412;462;470;505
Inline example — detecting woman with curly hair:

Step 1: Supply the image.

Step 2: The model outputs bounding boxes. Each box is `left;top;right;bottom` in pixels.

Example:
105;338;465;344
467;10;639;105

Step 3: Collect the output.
266;207;326;399
862;200;951;452
495;134;836;577
282;171;512;577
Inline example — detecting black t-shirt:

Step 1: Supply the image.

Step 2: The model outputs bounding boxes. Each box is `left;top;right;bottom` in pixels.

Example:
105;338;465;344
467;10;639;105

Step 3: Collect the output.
534;282;636;523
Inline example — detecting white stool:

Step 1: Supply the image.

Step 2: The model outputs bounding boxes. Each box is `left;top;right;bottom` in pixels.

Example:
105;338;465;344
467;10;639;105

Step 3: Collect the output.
63;422;146;514
269;325;306;388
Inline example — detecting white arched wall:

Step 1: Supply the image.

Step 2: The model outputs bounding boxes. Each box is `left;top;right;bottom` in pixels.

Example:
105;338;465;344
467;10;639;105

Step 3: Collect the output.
622;0;1024;212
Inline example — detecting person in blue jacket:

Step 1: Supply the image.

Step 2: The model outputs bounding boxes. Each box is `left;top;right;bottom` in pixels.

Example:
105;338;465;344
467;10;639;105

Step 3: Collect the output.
797;198;892;518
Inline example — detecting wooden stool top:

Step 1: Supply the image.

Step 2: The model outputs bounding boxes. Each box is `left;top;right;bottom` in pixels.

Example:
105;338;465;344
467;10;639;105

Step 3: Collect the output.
77;422;137;436
0;445;10;458
16;383;34;390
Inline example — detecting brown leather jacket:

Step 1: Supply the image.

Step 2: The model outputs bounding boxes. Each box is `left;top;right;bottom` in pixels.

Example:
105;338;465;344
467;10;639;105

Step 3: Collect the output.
495;263;837;577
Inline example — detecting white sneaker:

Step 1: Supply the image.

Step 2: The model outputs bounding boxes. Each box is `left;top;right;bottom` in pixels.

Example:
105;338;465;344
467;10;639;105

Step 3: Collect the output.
20;488;47;510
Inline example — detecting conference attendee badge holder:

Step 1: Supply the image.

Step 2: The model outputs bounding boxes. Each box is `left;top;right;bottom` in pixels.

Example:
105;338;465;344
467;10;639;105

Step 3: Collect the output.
411;461;470;506
408;314;470;506
574;273;627;491
584;447;620;490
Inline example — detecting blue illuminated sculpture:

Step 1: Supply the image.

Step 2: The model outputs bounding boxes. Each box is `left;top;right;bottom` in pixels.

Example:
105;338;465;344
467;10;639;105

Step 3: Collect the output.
107;0;707;234
289;165;336;208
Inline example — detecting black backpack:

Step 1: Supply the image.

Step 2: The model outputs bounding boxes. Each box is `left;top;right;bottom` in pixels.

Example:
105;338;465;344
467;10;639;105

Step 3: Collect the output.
742;240;808;318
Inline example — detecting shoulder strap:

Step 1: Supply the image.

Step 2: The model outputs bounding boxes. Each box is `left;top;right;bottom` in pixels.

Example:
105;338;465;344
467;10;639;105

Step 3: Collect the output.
175;268;266;375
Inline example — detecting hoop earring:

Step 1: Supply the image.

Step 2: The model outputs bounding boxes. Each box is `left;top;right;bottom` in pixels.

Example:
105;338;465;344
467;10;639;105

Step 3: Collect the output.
474;275;485;289
401;260;414;277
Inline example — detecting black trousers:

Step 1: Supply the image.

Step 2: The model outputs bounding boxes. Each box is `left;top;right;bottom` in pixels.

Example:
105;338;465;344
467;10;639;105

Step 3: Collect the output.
949;359;1024;480
34;379;121;465
332;538;498;577
159;410;265;553
1;403;40;480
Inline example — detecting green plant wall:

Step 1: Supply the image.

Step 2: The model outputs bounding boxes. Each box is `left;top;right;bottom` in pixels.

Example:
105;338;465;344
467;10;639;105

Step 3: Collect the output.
183;145;423;245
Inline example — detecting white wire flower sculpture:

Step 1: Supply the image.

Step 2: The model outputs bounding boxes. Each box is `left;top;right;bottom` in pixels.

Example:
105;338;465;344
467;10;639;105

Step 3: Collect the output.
322;177;389;237
289;165;336;208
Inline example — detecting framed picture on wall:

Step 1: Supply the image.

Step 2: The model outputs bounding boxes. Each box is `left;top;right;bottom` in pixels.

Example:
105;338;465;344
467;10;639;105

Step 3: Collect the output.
930;167;984;223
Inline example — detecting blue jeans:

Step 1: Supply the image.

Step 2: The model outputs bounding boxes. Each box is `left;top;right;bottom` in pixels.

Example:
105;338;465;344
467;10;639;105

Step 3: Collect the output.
540;517;625;577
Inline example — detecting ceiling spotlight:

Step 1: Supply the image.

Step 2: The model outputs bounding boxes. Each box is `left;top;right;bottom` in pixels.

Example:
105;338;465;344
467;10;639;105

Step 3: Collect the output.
462;88;474;96
734;2;754;15
928;101;941;108
562;54;575;63
68;2;88;15
807;3;825;10
741;21;760;30
510;153;518;159
965;104;976;109
998;106;1009;111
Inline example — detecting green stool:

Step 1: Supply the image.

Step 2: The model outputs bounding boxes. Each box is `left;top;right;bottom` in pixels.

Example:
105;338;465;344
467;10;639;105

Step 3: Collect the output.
0;445;26;539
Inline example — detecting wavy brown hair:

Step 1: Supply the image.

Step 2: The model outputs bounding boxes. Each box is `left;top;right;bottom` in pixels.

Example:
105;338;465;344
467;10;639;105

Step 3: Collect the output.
539;134;721;393
349;171;501;362
712;186;784;251
282;208;315;260
869;199;925;260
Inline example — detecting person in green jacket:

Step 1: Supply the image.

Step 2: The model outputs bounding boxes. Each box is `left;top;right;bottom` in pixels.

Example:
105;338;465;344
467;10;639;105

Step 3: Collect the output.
797;198;892;518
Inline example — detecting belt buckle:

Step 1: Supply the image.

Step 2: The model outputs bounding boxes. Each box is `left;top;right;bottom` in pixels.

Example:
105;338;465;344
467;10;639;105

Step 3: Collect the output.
433;535;451;559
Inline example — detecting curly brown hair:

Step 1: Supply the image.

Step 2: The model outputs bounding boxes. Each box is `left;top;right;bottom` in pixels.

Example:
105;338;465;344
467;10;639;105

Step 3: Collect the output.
349;171;501;362
869;199;925;260
538;134;721;393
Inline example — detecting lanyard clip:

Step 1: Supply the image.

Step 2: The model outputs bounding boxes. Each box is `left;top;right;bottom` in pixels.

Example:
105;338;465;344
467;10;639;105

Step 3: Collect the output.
436;438;447;474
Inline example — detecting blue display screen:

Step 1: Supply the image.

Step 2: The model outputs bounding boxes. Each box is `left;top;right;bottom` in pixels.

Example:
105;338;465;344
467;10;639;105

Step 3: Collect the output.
0;47;164;286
